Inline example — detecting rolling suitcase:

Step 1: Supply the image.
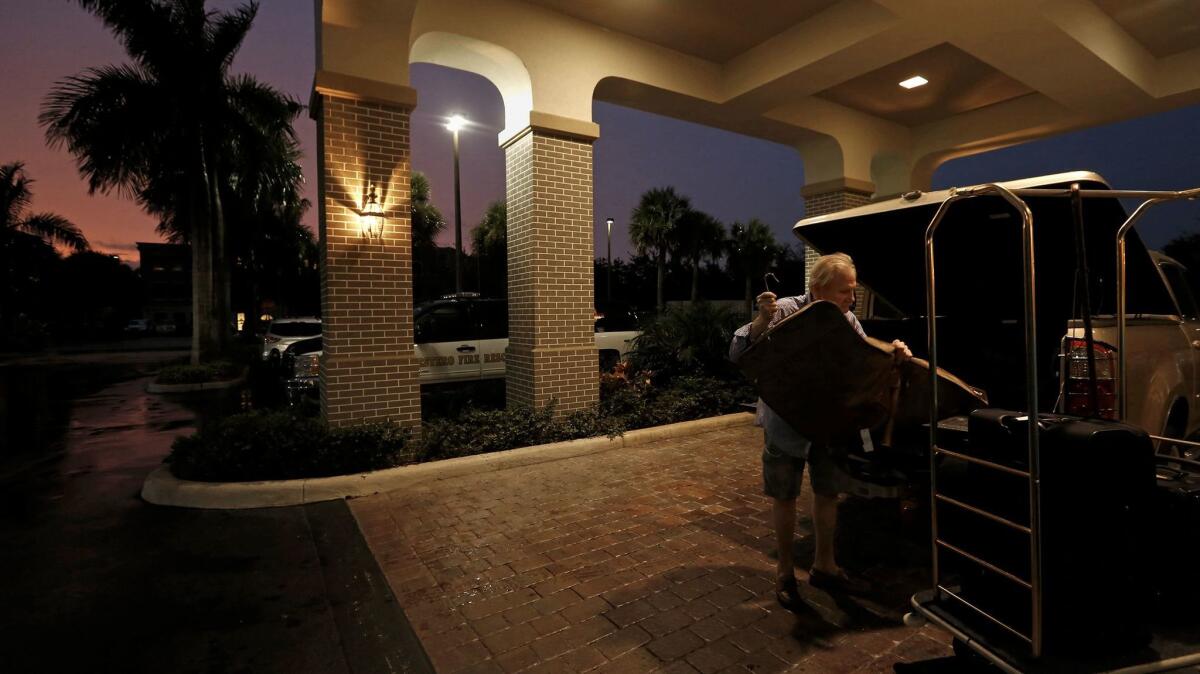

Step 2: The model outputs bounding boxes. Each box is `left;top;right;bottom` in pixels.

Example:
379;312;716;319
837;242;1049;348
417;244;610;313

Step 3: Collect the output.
936;409;1155;654
1150;461;1200;617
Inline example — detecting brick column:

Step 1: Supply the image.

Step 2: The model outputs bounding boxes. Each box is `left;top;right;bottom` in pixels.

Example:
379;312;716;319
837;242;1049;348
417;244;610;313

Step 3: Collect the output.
801;178;874;316
502;116;600;414
313;72;421;427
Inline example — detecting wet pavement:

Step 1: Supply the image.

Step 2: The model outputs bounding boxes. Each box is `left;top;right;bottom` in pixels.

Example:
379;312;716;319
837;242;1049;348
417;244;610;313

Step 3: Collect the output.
0;354;959;673
0;369;427;673
352;425;955;673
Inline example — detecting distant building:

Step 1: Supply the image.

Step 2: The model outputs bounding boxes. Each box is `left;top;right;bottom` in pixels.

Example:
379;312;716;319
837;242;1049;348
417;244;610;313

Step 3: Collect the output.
137;242;191;334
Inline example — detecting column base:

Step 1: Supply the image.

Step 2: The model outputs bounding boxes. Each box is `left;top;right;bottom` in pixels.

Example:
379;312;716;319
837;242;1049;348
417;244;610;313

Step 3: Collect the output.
505;345;599;415
321;354;421;428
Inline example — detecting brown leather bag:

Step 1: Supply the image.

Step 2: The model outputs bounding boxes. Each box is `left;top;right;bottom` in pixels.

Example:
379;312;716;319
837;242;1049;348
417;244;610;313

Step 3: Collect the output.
737;300;987;446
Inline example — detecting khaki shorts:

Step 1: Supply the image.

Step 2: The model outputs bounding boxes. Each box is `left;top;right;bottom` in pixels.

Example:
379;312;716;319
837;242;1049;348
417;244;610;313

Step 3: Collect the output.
762;440;840;500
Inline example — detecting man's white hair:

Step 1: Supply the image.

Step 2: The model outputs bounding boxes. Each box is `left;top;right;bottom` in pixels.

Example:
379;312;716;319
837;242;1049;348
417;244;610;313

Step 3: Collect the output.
810;252;856;290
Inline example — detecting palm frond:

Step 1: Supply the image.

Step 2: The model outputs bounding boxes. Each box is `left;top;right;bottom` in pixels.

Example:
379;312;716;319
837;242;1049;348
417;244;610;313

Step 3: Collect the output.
629;186;690;256
41;64;166;197
208;1;259;71
0;162;34;230
75;0;181;76
19;213;89;251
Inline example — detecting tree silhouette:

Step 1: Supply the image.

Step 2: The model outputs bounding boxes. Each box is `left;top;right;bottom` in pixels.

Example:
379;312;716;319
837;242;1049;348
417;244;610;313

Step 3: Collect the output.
672;209;725;302
411;171;448;300
728;218;780;315
1;162;88;343
472;200;506;296
630;186;690;312
42;0;301;364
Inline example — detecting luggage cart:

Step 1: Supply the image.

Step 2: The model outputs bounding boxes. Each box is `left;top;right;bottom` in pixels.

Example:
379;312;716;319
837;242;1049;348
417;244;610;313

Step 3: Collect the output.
906;182;1200;673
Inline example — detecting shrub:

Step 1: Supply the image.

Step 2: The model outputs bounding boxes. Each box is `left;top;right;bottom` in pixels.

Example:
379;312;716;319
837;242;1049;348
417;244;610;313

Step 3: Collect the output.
627;301;744;384
410;374;748;461
416;405;561;460
156;360;242;385
167;410;409;482
166;374;752;482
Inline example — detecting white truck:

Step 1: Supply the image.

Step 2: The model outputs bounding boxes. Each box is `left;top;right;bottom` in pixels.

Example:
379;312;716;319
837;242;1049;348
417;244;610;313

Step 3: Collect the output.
794;171;1200;459
1059;251;1200;459
412;295;639;384
284;296;639;400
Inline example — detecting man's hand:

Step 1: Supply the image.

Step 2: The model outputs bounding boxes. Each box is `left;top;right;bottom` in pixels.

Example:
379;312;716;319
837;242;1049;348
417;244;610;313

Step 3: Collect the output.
749;291;777;341
891;339;913;363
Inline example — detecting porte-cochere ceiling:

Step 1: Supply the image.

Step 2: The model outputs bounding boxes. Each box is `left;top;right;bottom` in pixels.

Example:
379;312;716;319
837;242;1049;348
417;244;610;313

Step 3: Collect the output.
311;0;1200;426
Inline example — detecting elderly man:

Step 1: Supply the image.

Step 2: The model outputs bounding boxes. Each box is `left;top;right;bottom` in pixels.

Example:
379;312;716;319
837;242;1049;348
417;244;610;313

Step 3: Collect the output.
729;252;910;610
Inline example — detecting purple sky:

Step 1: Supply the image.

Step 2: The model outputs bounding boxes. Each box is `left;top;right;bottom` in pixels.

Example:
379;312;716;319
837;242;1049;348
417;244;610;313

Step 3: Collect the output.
3;1;1198;267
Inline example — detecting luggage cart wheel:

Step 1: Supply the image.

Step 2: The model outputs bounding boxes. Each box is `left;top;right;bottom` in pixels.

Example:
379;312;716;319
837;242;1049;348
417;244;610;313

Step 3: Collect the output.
951;638;996;670
952;638;971;658
902;611;926;627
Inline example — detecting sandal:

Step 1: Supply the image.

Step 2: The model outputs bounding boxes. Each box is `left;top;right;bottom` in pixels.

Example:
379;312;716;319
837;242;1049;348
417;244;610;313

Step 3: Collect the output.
776;575;803;612
808;567;872;596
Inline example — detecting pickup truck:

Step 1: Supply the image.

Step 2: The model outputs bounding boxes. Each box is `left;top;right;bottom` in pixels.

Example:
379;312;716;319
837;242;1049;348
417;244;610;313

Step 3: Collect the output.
413;295;639;383
284;296;640;397
1060;251;1200;459
794;171;1197;460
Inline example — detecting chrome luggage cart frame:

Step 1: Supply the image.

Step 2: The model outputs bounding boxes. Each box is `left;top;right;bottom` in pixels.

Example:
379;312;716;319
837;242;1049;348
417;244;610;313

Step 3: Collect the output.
909;182;1200;673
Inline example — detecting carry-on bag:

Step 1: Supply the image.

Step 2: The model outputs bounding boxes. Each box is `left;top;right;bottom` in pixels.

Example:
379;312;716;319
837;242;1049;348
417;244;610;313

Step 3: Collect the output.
936;409;1155;654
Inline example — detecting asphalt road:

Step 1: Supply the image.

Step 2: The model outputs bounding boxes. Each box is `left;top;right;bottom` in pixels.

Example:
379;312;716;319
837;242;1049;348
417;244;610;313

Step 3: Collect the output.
0;371;430;673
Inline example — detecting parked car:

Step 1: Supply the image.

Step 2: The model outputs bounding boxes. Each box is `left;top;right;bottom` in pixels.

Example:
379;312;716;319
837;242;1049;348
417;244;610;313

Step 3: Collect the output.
794;170;1196;459
261;317;322;361
282;336;322;405
123;319;151;335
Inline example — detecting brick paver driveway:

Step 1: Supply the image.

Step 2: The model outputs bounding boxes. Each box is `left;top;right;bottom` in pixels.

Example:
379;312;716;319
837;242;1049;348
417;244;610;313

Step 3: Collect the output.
350;423;952;673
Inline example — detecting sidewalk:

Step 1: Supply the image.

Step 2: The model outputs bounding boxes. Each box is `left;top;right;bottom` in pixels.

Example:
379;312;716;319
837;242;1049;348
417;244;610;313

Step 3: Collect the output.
1;368;952;672
0;375;427;673
352;424;952;673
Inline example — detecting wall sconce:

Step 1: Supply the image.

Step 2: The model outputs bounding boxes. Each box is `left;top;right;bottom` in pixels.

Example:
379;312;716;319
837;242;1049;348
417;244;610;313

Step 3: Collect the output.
360;184;385;239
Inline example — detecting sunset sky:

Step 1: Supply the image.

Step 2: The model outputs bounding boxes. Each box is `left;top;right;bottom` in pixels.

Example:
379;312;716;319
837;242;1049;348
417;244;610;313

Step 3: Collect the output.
3;0;1199;269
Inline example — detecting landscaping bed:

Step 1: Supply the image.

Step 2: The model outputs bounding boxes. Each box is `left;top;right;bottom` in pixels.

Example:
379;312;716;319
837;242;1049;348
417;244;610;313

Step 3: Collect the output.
166;373;753;482
166;302;754;482
154;360;243;386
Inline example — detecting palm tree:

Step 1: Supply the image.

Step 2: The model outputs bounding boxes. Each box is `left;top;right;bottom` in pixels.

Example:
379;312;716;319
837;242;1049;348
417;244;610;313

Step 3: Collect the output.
1;162;89;340
472;200;506;294
411;171;445;253
42;0;300;364
630;187;690;312
1;163;88;251
728;218;780;315
411;171;447;299
672;209;725;302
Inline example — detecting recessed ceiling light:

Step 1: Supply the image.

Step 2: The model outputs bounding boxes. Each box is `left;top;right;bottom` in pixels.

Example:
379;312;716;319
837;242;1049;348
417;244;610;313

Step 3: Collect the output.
899;75;928;89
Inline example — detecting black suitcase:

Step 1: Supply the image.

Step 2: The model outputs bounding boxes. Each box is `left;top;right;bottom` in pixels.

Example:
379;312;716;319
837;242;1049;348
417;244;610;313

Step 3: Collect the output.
1150;461;1200;617
936;409;1155;654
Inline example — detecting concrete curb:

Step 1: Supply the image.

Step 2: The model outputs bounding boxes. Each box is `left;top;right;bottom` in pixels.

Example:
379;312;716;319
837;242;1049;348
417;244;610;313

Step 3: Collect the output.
147;375;246;394
142;412;756;510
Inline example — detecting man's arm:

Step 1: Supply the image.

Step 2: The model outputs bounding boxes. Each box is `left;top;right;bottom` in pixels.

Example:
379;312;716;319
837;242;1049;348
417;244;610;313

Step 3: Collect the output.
849;312;911;362
729;292;780;363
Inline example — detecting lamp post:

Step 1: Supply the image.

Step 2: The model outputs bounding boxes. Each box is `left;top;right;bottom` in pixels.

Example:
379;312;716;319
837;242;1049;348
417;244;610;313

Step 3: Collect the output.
446;114;467;294
605;217;614;303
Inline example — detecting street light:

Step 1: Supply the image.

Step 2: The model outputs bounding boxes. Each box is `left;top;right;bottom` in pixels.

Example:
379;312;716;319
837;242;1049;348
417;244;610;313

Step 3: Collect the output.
605;217;614;303
446;114;467;294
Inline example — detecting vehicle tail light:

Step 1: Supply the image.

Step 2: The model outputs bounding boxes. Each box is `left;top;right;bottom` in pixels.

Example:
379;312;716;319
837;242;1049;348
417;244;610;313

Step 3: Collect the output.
297;353;320;377
1062;337;1117;420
